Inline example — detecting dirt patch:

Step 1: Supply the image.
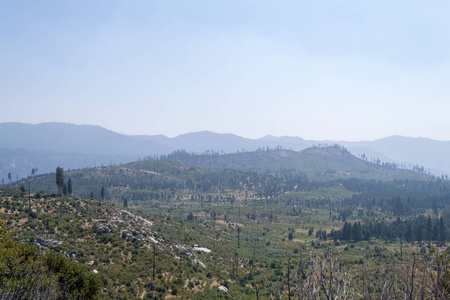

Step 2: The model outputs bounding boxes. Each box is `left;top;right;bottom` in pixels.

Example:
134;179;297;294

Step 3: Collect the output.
215;220;244;227
18;218;28;225
210;280;219;287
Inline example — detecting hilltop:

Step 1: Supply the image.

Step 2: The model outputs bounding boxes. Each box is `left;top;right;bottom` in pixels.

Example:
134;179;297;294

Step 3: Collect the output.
6;146;430;203
1;122;449;182
160;146;430;181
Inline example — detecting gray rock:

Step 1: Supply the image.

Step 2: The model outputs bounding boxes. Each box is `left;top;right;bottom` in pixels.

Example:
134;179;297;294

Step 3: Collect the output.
97;226;111;233
191;258;207;268
35;237;62;247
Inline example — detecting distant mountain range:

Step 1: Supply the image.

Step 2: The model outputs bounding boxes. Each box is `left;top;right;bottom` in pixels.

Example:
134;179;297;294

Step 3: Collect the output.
9;145;429;199
0;122;448;180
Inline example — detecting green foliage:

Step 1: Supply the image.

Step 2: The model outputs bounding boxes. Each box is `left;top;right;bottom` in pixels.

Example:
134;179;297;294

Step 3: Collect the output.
68;177;73;195
44;251;100;299
0;220;100;299
0;147;447;299
55;167;64;196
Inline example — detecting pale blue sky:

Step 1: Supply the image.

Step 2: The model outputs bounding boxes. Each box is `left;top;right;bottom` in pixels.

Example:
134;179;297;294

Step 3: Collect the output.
1;1;450;141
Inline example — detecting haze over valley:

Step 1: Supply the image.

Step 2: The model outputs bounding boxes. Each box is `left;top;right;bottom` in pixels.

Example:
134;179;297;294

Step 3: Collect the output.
2;1;450;299
0;122;448;183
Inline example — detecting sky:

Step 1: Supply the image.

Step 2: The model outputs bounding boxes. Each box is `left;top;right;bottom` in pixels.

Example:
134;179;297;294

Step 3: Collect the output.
1;1;450;141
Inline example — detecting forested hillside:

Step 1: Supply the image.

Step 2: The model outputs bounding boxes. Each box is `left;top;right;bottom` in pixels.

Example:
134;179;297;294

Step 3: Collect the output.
2;123;449;183
2;146;450;299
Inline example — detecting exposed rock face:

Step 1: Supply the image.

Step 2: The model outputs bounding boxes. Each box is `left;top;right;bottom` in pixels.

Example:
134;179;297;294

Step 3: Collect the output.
194;246;211;253
219;286;228;292
174;245;208;269
34;237;62;247
191;258;207;269
91;208;160;253
121;210;153;228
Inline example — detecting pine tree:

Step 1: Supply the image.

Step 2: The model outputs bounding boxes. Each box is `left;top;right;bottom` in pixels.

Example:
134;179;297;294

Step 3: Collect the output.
432;200;438;218
67;178;73;196
352;222;362;242
62;183;67;196
416;225;423;243
101;187;105;200
342;222;352;242
406;224;413;243
55;167;64;196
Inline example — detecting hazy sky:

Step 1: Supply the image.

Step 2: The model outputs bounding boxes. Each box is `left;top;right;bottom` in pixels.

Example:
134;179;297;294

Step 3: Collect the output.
2;1;450;141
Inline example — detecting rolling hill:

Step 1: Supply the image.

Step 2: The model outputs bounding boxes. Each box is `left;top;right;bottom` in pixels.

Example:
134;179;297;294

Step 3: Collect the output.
160;146;430;181
1;122;448;183
8;146;430;204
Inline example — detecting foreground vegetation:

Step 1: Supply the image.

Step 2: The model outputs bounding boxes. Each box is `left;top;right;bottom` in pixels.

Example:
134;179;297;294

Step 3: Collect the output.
1;147;450;299
0;214;99;299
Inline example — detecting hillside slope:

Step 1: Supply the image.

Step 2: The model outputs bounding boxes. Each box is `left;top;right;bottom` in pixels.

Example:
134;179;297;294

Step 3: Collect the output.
0;188;238;299
162;146;430;181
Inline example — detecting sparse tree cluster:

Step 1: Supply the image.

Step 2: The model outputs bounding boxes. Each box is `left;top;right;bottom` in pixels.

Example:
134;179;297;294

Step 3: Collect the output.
55;167;73;196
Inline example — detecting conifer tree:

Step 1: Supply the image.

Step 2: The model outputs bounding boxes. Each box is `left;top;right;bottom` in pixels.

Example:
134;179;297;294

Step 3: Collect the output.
67;178;73;195
55;167;64;196
62;183;67;196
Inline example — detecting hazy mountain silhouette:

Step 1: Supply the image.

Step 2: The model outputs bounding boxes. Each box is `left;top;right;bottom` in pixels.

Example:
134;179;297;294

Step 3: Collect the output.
0;122;170;156
1;122;448;180
342;136;450;176
0;122;170;179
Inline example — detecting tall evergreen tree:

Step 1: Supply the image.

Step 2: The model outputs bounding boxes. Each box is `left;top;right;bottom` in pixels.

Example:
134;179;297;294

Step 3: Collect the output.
352;222;362;242
342;222;352;242
405;224;413;243
433;223;440;241
62;183;67;196
67;178;73;195
55;167;64;196
416;225;424;243
101;187;105;200
432;200;438;218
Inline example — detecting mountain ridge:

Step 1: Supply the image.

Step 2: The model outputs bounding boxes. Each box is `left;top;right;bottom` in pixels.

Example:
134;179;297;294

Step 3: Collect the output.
1;122;448;181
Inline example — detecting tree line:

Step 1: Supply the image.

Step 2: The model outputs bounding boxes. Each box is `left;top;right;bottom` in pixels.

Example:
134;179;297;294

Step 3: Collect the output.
317;215;449;245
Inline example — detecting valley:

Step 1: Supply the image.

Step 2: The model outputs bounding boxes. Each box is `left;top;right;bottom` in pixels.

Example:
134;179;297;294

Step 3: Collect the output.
1;146;449;299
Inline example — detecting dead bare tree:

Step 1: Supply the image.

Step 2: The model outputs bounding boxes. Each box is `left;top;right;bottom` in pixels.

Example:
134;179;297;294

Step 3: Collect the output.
264;247;450;300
